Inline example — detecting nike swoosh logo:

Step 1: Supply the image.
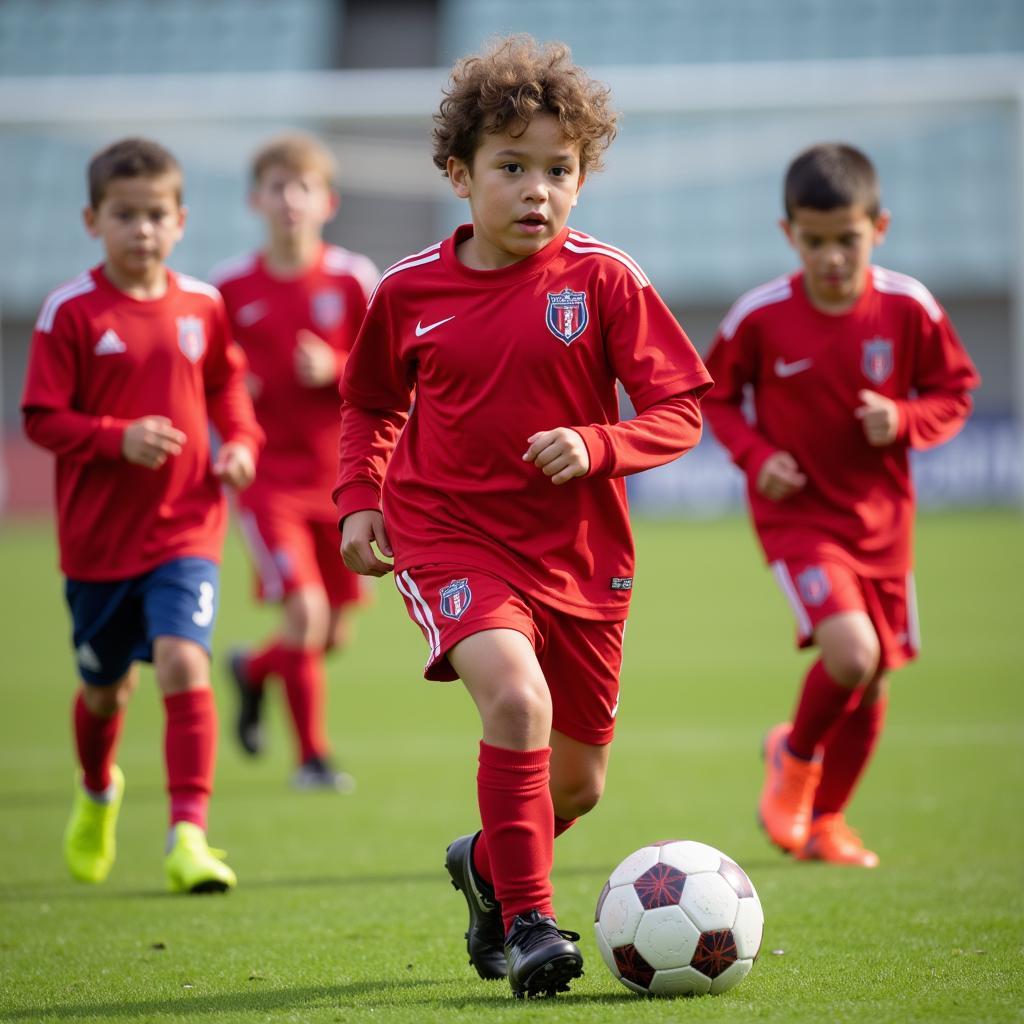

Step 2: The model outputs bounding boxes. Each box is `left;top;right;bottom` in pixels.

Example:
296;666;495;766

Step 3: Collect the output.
415;316;455;337
775;357;814;378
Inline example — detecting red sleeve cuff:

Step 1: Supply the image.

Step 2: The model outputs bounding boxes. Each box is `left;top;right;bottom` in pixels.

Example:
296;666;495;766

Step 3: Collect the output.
574;425;613;478
95;416;128;460
335;482;383;525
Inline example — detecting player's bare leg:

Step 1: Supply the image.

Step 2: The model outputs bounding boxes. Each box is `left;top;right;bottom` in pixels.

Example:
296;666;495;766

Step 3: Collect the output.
64;668;136;883
549;729;610;826
154;637;236;893
453;630;583;997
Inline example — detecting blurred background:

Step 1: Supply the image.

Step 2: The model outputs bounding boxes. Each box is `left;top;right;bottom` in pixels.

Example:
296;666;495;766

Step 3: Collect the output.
1;0;1022;516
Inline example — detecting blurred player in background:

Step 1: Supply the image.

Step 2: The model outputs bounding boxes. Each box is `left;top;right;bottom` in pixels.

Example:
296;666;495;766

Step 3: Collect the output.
21;138;263;892
212;135;378;791
703;143;980;867
335;36;711;998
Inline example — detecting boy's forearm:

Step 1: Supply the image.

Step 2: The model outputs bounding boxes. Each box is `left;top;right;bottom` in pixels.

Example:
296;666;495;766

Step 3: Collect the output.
575;392;704;479
206;382;265;457
896;390;974;450
702;398;778;479
333;402;408;513
23;407;128;461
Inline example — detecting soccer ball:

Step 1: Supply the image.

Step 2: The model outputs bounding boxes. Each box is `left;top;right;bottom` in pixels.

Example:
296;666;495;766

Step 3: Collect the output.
594;840;764;997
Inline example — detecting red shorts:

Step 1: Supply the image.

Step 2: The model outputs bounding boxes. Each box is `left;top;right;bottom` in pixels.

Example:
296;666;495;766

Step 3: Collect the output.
238;503;365;609
394;564;625;746
770;557;919;670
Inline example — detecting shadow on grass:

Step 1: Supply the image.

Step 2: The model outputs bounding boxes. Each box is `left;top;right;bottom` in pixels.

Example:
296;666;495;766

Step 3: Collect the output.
0;978;641;1020
0;862;616;905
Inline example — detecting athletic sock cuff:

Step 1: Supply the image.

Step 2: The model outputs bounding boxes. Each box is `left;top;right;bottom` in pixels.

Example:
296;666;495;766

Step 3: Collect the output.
478;741;551;772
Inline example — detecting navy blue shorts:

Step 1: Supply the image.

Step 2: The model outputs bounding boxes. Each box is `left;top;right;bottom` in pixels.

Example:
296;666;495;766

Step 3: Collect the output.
65;557;220;686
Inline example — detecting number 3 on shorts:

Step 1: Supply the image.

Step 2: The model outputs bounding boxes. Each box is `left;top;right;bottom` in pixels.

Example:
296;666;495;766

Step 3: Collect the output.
192;580;215;627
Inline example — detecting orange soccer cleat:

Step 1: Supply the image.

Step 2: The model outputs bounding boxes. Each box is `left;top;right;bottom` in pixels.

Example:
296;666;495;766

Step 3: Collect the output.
798;813;880;868
758;723;822;853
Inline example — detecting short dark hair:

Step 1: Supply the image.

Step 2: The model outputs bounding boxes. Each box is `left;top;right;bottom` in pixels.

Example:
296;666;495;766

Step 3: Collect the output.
784;143;880;220
87;138;183;209
432;34;617;176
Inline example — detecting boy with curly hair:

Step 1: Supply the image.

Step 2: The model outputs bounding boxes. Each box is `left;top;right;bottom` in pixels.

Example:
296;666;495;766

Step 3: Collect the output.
334;36;712;997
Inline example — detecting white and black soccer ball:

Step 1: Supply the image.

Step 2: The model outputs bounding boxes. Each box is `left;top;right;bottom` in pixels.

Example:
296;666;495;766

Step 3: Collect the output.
594;840;764;997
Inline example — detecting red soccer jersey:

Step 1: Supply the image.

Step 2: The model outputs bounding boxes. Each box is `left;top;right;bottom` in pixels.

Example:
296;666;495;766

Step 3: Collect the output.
212;244;378;519
333;224;712;619
22;265;264;581
702;266;980;575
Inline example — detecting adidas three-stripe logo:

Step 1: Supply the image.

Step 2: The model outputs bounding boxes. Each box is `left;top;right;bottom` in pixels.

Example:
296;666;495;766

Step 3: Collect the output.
94;329;127;355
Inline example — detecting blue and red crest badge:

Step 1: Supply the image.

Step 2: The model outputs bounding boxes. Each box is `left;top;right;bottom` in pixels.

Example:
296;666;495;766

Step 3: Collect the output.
862;337;894;385
176;316;206;363
439;577;472;620
311;290;345;332
796;566;831;607
545;287;589;345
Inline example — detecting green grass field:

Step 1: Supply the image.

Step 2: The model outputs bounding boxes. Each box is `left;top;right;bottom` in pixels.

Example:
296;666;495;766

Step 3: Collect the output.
0;511;1021;1023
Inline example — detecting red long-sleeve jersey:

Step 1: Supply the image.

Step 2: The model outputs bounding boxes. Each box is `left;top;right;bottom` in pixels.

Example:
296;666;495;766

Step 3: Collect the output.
333;225;712;619
22;265;264;580
702;266;980;575
212;244;378;519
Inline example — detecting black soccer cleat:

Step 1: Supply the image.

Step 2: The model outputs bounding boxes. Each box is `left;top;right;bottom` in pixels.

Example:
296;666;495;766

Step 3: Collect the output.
444;832;508;980
227;649;264;757
291;755;356;793
504;909;584;999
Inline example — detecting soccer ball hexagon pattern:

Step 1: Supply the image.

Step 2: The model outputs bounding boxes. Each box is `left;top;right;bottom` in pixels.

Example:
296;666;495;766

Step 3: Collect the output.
594;840;764;997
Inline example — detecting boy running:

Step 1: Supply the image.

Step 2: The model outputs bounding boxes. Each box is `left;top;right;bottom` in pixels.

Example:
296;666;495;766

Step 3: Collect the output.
702;143;980;867
335;37;712;997
22;138;263;892
213;135;378;790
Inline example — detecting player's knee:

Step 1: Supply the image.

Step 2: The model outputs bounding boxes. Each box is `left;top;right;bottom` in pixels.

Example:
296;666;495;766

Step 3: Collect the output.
823;642;880;687
154;640;209;694
484;683;551;740
284;590;330;648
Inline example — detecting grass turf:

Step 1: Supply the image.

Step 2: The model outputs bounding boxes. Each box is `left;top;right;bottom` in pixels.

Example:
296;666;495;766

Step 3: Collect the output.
0;510;1021;1023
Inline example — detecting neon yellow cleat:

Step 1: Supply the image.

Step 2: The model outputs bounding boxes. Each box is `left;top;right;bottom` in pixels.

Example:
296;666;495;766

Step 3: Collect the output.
64;765;125;884
164;822;237;894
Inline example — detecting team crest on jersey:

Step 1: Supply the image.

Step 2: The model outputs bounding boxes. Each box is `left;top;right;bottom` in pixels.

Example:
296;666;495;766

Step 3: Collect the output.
545;287;589;345
176;316;206;363
439;578;472;620
862;337;894;385
311;290;345;331
796;566;831;607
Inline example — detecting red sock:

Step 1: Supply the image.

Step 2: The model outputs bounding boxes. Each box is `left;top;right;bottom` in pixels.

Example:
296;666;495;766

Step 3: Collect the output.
73;692;123;793
788;660;860;759
244;640;287;689
814;693;888;815
476;742;554;931
473;813;579;885
278;647;329;763
164;689;216;831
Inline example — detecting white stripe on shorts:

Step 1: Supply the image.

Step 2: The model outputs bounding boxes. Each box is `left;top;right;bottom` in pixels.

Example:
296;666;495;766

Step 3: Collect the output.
396;569;441;665
238;509;284;602
771;560;813;640
906;571;921;652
